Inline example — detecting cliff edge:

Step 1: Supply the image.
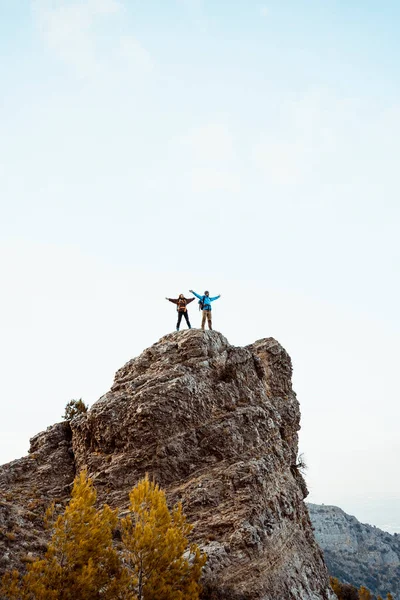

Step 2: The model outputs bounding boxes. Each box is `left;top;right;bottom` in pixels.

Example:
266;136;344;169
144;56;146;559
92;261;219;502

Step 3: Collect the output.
0;330;333;599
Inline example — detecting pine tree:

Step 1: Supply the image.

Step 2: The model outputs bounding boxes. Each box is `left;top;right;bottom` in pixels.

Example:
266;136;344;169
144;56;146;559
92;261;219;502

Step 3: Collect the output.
330;577;341;597
358;586;372;600
121;475;206;600
330;576;358;600
2;473;206;600
1;470;132;600
62;398;88;420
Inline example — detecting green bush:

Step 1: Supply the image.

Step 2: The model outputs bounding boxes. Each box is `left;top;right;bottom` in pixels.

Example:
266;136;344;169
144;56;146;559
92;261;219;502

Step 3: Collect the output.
62;399;88;421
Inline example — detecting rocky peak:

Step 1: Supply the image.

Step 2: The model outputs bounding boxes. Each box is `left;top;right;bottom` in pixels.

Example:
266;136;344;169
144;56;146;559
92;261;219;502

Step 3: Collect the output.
0;330;334;599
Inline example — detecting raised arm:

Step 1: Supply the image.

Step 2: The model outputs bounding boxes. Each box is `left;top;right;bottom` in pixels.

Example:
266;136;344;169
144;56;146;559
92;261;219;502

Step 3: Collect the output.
166;298;179;304
209;294;221;302
189;290;202;300
186;297;195;304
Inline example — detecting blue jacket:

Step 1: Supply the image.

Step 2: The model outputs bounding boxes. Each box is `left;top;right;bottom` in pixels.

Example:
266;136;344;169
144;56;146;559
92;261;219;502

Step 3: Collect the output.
191;291;220;310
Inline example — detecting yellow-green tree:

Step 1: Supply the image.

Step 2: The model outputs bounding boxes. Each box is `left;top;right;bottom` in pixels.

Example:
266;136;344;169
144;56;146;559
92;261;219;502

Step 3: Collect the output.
1;470;132;600
358;586;372;600
121;475;206;600
330;576;359;600
330;577;341;597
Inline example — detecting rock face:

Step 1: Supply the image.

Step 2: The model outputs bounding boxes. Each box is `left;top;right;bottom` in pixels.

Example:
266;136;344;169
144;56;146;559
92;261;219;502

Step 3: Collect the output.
308;503;400;598
0;422;75;574
0;331;333;599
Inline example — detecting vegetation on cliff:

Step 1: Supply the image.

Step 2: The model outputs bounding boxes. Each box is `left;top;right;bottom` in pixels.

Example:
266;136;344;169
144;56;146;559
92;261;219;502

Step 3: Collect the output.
330;576;395;600
62;399;88;421
1;471;206;600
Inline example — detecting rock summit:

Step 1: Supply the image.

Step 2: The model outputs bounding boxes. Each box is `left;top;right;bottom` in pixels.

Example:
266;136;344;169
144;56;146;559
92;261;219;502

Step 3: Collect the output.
0;330;333;599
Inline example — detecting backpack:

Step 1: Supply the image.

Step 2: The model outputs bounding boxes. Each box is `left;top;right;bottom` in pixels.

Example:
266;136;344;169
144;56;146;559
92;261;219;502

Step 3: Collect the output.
198;296;206;310
177;297;187;312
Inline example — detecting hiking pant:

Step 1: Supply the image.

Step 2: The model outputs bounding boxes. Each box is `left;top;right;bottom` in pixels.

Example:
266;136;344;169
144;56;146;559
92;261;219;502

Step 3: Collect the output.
201;309;212;330
177;310;191;330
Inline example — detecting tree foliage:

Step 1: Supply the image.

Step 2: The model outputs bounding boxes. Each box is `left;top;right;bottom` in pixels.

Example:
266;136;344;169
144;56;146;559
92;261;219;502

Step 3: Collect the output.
330;576;359;600
62;398;88;421
121;475;206;600
1;473;206;600
358;586;372;600
330;577;395;600
2;471;131;600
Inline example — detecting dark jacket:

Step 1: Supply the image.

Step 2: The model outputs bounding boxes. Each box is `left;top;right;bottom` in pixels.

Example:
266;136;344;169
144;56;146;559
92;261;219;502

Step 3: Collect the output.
167;297;195;312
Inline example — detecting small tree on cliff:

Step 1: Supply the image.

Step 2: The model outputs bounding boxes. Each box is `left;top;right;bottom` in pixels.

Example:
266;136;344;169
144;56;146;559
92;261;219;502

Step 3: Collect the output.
62;398;88;421
358;586;372;600
330;577;358;600
121;475;206;600
1;470;131;600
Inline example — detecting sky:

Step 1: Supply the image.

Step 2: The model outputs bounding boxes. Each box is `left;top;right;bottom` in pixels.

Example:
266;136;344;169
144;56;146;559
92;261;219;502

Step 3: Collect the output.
0;0;399;533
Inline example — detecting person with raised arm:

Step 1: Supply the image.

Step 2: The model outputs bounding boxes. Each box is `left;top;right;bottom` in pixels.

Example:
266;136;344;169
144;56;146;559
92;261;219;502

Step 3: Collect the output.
165;294;195;331
189;289;221;330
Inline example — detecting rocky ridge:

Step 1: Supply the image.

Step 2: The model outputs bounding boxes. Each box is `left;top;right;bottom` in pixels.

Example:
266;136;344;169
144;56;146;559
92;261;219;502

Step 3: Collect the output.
308;503;400;598
1;330;334;599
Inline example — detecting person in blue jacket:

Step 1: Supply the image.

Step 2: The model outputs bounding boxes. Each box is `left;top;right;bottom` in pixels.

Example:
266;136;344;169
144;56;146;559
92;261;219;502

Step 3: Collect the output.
189;289;221;330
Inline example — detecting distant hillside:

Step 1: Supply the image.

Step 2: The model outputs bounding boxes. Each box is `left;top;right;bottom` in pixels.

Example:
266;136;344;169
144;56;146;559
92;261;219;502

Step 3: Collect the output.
308;503;400;599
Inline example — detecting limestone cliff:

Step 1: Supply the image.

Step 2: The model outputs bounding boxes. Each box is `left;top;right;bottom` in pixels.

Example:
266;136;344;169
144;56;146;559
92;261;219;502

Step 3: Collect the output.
0;331;334;599
308;503;400;599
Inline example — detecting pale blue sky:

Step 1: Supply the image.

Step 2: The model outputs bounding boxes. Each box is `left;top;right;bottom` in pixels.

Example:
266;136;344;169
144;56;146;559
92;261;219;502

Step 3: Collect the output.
1;0;399;532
